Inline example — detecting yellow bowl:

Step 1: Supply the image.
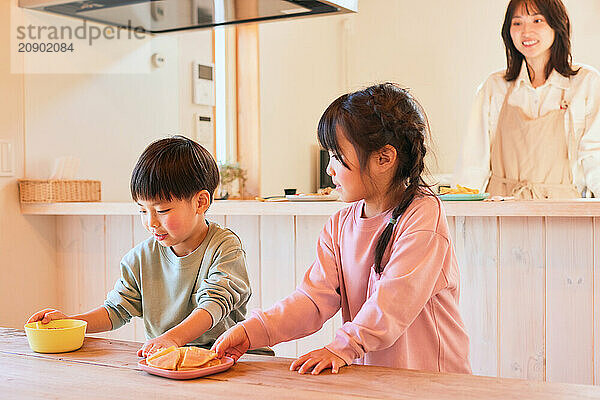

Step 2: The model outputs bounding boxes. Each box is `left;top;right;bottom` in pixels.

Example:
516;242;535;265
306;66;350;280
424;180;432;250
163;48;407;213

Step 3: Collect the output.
24;319;87;353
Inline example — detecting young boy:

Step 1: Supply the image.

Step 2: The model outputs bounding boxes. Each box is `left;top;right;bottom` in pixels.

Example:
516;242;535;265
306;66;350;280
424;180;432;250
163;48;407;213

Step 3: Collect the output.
27;135;251;357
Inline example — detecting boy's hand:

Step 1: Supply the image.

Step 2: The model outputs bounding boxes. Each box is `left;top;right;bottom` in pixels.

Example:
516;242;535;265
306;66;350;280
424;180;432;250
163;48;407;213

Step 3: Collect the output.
26;308;68;324
289;347;346;375
137;335;180;357
211;325;250;362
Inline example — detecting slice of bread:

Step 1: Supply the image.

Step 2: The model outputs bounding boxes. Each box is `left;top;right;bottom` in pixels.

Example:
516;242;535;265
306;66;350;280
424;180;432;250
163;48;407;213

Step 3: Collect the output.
147;346;180;370
175;347;187;370
176;357;221;370
179;346;218;369
147;345;178;362
201;358;222;368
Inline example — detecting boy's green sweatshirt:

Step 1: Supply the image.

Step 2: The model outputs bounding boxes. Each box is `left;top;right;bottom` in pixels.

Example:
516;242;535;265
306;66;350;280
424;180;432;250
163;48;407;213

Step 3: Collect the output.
103;221;250;347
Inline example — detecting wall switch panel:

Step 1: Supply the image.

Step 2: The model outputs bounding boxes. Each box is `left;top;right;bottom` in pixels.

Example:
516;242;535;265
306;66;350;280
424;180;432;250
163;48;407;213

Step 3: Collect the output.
192;62;215;106
194;113;214;144
0;141;14;177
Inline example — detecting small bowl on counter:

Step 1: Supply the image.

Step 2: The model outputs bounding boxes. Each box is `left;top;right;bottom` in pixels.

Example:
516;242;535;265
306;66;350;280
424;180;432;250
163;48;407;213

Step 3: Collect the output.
24;319;87;353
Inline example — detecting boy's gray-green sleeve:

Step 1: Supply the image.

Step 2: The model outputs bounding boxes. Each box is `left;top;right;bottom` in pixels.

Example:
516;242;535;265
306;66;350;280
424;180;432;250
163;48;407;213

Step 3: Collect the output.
103;259;143;330
195;240;250;329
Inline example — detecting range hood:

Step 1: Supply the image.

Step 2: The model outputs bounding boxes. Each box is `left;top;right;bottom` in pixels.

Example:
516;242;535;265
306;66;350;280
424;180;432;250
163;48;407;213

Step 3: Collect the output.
19;0;357;34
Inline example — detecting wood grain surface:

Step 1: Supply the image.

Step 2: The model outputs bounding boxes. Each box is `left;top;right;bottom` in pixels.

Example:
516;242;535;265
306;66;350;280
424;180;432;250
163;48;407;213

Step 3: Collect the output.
2;328;600;399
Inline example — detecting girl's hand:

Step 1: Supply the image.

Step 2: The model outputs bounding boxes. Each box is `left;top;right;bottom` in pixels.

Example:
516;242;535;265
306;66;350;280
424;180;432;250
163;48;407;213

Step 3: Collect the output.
26;308;68;324
137;335;179;357
290;347;346;375
211;325;250;362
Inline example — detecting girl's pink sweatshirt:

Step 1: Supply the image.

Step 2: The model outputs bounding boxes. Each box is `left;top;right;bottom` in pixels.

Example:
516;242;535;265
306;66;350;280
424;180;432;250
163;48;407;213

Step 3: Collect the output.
241;195;471;373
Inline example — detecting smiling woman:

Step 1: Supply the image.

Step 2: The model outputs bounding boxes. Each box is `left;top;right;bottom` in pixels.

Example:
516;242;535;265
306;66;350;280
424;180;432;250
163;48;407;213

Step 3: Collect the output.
454;0;600;200
503;0;577;86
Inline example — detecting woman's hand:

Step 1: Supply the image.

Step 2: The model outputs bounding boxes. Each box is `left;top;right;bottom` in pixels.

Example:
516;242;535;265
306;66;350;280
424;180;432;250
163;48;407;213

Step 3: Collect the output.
137;335;179;357
211;325;250;362
26;308;68;324
290;347;346;375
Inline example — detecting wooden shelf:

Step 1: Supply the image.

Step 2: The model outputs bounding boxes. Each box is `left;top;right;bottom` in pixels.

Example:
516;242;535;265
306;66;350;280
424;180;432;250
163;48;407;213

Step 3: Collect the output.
20;199;600;217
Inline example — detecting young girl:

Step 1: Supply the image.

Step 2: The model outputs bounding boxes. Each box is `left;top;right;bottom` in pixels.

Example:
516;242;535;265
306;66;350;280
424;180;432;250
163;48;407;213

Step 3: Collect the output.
213;83;471;375
454;0;600;199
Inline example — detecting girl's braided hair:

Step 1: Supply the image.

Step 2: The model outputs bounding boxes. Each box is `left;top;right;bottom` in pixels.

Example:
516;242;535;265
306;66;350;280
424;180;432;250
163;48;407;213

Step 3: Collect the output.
317;83;433;274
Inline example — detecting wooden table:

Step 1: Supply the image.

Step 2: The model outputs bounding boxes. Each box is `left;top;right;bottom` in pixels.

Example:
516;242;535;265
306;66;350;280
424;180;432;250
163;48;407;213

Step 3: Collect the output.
1;328;599;399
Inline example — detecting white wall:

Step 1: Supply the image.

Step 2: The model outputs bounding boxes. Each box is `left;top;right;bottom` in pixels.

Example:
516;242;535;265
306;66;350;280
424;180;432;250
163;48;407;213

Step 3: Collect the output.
177;29;214;152
565;0;600;62
258;15;346;196
0;2;213;328
16;20;215;203
23;34;180;201
0;0;58;328
257;0;600;196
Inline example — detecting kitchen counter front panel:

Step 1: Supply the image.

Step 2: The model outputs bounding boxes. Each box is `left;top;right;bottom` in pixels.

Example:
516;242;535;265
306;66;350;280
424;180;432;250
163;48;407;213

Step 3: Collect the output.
17;200;600;386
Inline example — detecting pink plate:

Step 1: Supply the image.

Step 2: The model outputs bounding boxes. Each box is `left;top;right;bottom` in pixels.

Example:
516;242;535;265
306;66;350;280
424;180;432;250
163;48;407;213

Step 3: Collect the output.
138;356;234;380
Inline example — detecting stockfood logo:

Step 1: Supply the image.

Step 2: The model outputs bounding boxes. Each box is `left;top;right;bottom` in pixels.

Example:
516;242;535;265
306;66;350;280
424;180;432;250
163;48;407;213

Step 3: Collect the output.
11;6;155;74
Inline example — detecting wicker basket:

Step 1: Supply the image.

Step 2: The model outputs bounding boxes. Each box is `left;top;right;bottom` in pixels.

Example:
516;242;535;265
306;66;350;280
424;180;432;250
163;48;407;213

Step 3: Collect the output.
18;180;101;203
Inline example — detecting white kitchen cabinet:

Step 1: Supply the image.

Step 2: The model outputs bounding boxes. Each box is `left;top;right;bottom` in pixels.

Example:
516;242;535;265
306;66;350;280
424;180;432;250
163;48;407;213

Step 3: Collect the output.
22;200;600;385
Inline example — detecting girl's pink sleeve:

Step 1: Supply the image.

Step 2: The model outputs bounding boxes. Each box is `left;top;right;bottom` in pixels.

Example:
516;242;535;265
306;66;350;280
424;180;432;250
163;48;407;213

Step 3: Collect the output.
325;230;450;365
240;216;342;349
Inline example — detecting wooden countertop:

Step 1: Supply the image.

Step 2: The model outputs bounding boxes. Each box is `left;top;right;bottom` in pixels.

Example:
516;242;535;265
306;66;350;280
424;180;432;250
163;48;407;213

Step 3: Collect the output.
20;199;600;217
1;328;599;399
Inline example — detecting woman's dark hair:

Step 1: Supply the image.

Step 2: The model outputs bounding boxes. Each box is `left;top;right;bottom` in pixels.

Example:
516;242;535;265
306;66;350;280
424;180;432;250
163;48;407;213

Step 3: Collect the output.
502;0;579;81
318;83;433;274
131;135;220;203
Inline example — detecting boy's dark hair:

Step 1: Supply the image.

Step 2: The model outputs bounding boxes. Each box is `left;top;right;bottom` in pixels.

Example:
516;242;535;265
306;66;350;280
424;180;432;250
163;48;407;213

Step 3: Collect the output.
502;0;579;82
130;135;220;203
318;83;433;275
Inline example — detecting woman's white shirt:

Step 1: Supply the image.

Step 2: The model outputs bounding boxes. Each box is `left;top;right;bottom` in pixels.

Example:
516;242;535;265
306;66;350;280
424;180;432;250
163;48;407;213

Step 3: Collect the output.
454;62;600;196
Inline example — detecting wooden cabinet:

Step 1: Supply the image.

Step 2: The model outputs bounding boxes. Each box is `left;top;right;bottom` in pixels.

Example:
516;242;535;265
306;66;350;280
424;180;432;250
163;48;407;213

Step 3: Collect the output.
22;200;600;385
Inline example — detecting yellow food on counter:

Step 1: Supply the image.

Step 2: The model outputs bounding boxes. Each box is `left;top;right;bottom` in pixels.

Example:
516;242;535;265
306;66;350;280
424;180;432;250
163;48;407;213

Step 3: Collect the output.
439;185;479;195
